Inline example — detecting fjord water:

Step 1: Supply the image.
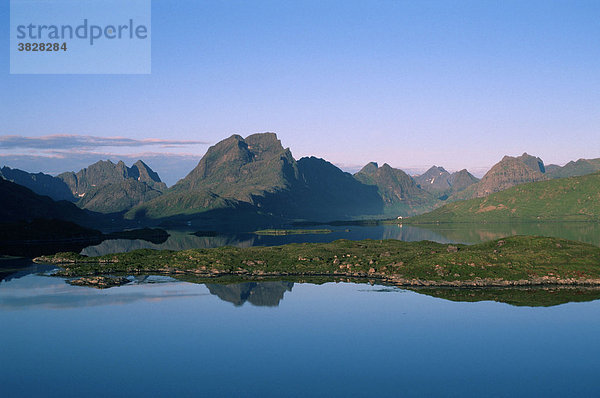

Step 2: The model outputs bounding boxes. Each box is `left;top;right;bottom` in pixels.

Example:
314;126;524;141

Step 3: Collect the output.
81;221;600;256
3;223;600;397
1;267;600;397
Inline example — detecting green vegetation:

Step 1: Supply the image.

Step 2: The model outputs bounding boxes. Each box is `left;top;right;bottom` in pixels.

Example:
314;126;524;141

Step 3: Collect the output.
254;229;332;235
35;235;600;286
406;172;600;223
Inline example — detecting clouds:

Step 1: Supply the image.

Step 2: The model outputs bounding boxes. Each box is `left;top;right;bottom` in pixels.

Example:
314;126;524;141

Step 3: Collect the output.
0;134;212;185
0;134;209;150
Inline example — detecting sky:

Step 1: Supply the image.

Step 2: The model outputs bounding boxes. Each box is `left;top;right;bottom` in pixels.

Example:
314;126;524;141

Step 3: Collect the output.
1;0;599;185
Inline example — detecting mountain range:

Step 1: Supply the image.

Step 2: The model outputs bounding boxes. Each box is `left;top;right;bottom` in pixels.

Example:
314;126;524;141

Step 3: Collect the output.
127;133;390;220
412;166;479;200
2;132;599;226
446;153;600;202
407;171;600;223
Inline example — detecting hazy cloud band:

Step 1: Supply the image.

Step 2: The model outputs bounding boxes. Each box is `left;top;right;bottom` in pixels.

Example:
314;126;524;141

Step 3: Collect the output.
0;134;209;149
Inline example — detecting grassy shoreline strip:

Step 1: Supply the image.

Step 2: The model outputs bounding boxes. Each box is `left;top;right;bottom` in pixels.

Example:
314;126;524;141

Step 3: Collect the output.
34;236;600;287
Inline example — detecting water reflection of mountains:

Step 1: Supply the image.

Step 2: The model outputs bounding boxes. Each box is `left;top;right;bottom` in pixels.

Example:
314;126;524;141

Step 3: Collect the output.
0;259;55;284
206;281;294;307
2;261;600;308
418;222;600;247
81;225;455;256
81;231;256;256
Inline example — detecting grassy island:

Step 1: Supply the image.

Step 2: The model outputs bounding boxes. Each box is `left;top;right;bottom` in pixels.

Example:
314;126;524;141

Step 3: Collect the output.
34;236;600;287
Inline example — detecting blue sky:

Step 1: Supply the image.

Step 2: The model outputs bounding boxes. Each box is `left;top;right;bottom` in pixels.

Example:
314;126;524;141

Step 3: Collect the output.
1;0;599;185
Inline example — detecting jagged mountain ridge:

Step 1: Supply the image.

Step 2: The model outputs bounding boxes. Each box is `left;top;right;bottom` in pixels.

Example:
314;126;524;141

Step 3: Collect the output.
354;162;437;214
413;166;479;199
57;160;167;213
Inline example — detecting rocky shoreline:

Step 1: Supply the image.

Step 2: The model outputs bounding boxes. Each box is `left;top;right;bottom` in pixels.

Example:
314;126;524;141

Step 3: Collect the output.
59;267;600;289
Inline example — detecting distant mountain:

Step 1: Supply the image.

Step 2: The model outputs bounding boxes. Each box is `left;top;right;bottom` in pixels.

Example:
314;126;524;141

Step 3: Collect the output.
0;166;75;201
448;169;480;192
413;166;452;194
0;178;92;225
354;162;437;214
451;153;547;200
58;160;167;213
76;179;164;213
129;133;386;220
413;166;479;199
408;171;600;223
546;158;600;179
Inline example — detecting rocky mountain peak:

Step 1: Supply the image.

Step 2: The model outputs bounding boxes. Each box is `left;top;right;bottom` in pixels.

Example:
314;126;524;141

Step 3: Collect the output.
516;153;545;173
358;162;379;175
473;154;546;197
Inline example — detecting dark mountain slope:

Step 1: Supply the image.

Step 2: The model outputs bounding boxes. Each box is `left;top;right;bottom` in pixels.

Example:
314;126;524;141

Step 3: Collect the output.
354;162;437;215
0;166;75;201
172;133;299;204
0;178;93;225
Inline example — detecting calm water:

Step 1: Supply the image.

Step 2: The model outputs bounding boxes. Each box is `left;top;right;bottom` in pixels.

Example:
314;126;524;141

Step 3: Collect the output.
81;222;600;256
3;223;600;397
1;263;600;397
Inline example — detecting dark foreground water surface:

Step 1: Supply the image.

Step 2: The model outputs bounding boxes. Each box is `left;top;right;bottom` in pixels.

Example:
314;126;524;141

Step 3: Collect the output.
1;263;600;398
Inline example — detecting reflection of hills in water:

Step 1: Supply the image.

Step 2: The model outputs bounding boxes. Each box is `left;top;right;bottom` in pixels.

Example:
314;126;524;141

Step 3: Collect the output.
205;281;294;307
81;231;256;256
0;259;55;283
379;225;461;244
418;222;600;247
81;225;461;256
81;222;600;257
